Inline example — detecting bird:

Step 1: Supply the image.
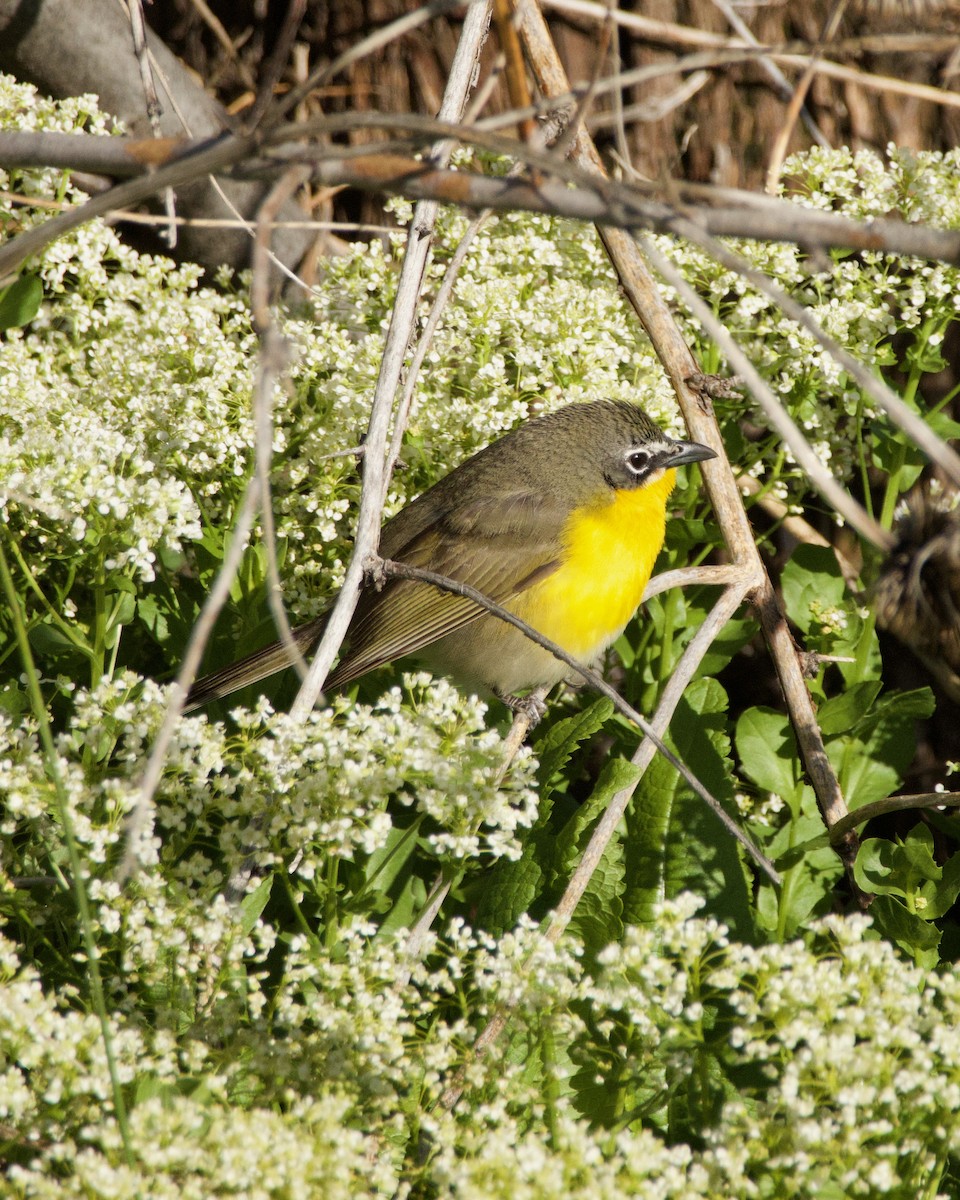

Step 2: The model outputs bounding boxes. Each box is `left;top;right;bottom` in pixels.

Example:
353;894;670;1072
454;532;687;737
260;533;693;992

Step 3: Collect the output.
184;400;716;712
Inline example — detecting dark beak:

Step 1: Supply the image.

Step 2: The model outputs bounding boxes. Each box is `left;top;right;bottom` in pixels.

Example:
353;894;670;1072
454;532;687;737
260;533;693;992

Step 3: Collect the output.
669;439;718;468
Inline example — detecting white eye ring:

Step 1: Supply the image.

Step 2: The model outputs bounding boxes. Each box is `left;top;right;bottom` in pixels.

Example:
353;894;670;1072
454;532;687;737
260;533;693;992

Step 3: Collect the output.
626;448;650;474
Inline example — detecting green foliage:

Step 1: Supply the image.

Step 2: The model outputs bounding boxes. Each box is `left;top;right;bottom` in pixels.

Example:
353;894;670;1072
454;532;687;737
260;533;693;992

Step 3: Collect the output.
2;78;960;1198
0;274;42;330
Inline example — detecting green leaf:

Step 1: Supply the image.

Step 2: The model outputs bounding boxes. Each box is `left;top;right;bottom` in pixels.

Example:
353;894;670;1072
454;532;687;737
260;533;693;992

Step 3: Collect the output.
239;875;273;935
817;682;882;737
695;611;760;678
137;593;170;644
624;680;753;939
535;697;614;789
0;274;42;329
852;826;960;925
735;706;800;801
555;756;642;876
28;620;89;662
867;895;941;969
780;544;847;635
359;821;423;902
923;850;960;921
830;688;934;812
568;842;626;954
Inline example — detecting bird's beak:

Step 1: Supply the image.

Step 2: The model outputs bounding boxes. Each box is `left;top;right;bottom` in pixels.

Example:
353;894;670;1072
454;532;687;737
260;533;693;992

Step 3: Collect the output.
669;439;718;467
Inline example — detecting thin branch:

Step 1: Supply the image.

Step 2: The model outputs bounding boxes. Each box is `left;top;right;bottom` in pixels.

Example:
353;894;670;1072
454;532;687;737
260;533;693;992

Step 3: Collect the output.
250;166;314;683
402;685;549;971
269;0;471;126
439;575;763;1112
120;168;306;885
643;563;748;601
708;0;832;149
658;214;960;492
6;119;960;276
765;0;849;192
542;0;960;63
829;792;960;840
0;132;254;279
123;0;178;245
547;578;755;937
119;407;266;883
245;0;307;130
288;0;493;721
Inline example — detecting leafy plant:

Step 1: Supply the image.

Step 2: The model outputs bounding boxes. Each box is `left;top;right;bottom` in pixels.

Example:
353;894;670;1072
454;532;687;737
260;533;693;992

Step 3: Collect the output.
1;79;959;1198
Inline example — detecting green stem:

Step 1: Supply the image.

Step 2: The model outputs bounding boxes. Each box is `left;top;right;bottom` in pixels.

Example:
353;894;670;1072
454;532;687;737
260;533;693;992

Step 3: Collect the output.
91;572;107;688
542;1023;561;1146
5;535;93;657
324;855;341;947
280;871;322;946
0;540;136;1169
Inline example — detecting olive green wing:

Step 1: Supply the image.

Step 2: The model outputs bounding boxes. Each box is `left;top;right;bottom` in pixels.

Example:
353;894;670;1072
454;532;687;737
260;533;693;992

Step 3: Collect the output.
327;490;568;687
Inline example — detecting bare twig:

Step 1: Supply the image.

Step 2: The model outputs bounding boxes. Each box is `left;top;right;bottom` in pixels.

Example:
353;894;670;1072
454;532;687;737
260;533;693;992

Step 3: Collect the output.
245;0;307;130
765;0;848;192
640;235;892;551
250;166;314;682
657;214;960;492
493;0;538;144
185;0;257;87
7;120;960;280
438;574;762;1112
288;0;493;720
708;0;832;149
542;0;960;67
118;372;273;882
123;0;178;246
829;792;960;840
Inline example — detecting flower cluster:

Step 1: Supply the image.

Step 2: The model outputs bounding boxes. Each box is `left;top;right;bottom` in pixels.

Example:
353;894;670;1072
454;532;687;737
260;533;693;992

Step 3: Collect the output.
4;75;960;1200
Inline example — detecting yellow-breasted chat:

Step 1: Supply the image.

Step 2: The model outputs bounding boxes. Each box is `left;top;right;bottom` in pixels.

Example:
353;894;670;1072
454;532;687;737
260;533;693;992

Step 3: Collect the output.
185;400;716;711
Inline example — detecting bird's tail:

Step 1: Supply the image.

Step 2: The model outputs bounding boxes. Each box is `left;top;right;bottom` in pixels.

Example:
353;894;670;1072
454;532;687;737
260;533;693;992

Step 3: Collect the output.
184;615;327;712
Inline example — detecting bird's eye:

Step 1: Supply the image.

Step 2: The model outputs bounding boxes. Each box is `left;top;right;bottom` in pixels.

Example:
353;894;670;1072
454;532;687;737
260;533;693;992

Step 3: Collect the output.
626;449;650;474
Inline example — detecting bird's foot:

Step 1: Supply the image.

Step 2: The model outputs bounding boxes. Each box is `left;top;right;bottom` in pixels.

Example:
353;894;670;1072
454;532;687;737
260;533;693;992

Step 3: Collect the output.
496;689;548;727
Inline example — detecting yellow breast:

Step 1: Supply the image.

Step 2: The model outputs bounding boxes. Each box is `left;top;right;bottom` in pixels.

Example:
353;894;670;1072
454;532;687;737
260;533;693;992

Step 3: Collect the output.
511;469;677;660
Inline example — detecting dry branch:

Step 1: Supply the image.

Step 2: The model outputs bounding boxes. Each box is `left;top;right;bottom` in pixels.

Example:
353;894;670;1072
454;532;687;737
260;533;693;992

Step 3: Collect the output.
5;120;960;279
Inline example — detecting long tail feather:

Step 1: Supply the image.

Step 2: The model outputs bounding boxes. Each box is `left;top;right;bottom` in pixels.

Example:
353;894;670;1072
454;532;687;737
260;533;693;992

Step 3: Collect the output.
184;616;327;711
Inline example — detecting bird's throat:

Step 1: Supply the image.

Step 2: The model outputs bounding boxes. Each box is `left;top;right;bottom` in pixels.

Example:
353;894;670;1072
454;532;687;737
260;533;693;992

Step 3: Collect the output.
510;469;677;660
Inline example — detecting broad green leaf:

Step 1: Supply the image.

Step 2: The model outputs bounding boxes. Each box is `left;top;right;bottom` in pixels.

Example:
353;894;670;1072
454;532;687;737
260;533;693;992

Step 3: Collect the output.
817;682;882;737
853;827;959;923
922;850;960;921
829;688;934;810
547;758;639;952
854;836;925;900
0;273;42;329
867;895;942;969
780;544;847;635
359;820;424;901
554;756;642;875
624;680;753;939
567;846;626;954
735;706;800;801
474;810;552;935
756;805;842;938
